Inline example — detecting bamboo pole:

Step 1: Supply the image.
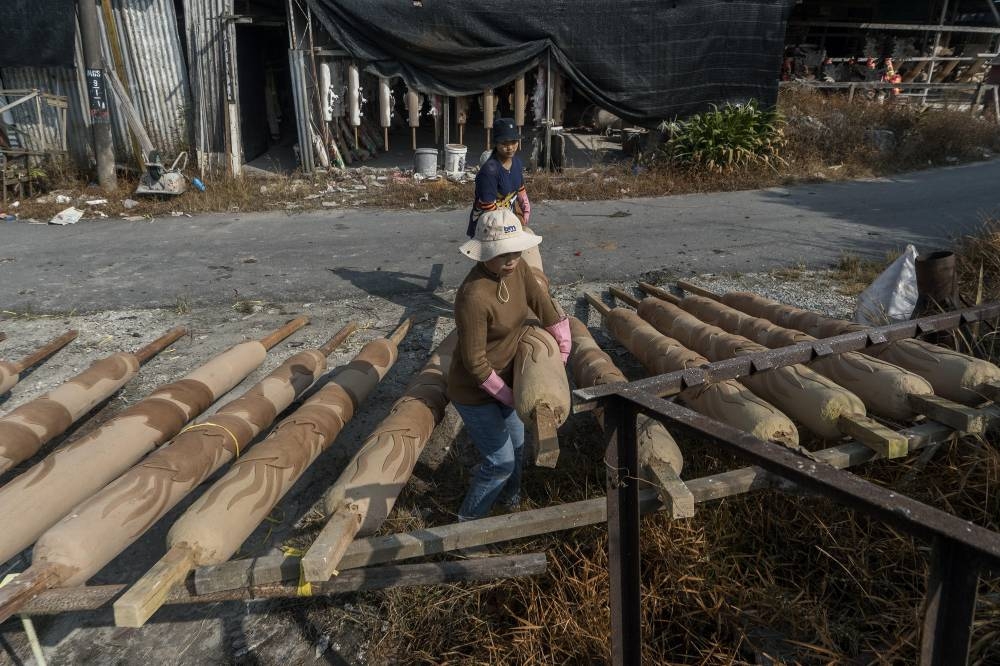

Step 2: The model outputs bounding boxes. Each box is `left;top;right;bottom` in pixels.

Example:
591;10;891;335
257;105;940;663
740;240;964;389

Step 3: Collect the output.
0;319;308;567
584;293;799;446
0;324;356;627
113;321;409;627
301;332;456;583
0;330;77;395
0;327;188;473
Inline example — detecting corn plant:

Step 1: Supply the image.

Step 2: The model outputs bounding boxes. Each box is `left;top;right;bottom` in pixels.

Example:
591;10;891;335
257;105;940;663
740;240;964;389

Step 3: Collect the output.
657;101;787;172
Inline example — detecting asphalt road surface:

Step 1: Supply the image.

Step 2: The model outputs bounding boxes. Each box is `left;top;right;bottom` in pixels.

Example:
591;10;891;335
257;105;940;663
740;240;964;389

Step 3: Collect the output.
2;160;998;313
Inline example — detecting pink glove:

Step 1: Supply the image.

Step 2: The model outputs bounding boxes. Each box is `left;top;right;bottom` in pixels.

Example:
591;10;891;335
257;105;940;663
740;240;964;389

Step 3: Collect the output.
480;370;514;407
545;317;572;364
516;188;531;227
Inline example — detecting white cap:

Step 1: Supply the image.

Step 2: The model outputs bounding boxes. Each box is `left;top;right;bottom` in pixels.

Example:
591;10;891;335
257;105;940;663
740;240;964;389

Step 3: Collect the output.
459;208;542;261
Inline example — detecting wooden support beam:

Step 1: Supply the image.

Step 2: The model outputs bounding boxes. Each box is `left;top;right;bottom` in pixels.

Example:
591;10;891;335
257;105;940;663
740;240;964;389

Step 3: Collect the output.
113;546;194;628
636;281;681;304
20;554;549;615
299;510;362;584
837;414;909;459
642;459;694;518
908;394;988;434
531;404;560;468
675;280;721;301
192;409;996;595
978;381;1000;403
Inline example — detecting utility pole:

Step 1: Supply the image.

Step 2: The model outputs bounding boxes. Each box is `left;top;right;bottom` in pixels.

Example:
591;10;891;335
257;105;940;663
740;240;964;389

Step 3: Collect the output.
78;0;117;191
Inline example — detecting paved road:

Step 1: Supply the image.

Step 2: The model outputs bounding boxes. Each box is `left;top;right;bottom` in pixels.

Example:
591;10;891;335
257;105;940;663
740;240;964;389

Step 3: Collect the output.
2;161;998;312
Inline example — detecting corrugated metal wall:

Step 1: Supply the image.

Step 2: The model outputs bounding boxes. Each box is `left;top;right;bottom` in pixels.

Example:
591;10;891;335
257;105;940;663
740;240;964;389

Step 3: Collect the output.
110;0;192;154
1;20;92;167
184;0;231;170
2;0;211;170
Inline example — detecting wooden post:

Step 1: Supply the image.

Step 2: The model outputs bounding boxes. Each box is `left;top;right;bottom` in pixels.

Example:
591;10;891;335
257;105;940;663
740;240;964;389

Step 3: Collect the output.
837;414;909;459
531;404;560;468
299;511;362;583
908;394;988;434
113;546;194;627
643;458;695;518
675;280;721;301
12;330;78;374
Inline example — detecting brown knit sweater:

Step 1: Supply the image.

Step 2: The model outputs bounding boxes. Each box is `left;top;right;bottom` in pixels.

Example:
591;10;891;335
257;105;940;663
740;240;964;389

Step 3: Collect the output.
448;260;561;406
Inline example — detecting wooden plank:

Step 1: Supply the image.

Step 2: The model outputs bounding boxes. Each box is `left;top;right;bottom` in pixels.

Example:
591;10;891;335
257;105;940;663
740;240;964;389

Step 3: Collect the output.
643;459;694;518
531;404;560;468
908;394;988;434
979;381;1000;404
21;554;549;615
193;411;994;595
837;414;909;459
299;510;362;583
112;546;193;628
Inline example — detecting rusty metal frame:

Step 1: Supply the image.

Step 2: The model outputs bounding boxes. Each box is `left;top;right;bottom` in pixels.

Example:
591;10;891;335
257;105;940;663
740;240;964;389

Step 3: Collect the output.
574;303;1000;665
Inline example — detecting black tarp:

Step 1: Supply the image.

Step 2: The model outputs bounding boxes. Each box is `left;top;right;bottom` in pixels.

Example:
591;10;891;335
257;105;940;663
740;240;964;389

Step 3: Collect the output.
305;0;795;124
0;0;76;68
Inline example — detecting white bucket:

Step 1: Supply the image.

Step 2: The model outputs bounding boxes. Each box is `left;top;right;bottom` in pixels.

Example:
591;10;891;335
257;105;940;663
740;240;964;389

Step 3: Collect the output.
444;143;467;173
414;148;438;177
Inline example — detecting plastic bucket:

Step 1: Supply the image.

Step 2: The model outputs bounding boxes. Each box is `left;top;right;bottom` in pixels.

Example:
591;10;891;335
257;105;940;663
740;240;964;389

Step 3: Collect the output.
444;144;467;173
414;148;438;177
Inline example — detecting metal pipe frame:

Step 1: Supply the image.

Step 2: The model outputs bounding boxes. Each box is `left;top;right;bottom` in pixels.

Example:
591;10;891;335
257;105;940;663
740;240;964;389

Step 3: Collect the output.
576;301;1000;665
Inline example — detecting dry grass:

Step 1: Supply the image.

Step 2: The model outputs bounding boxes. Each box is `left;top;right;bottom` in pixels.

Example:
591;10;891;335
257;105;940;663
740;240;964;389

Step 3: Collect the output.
8;88;998;223
833;249;904;296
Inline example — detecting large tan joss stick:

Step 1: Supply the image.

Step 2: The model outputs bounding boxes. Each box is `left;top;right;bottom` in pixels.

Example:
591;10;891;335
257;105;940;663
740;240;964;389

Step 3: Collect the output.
0;327;187;473
113;320;409;627
0;318;308;566
0;323;356;626
584;293;798;446
0;330;78;395
567;317;693;517
686;285;1000;405
628;292;865;440
643;286;936;422
301;332;456;583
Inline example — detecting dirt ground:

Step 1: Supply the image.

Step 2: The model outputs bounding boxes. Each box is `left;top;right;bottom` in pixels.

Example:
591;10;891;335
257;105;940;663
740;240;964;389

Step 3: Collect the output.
0;270;856;665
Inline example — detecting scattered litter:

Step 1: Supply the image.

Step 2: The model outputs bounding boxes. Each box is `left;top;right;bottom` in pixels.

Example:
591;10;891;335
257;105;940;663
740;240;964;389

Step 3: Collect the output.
303;194;322;200
10;201;19;208
169;211;191;217
259;185;269;195
1;214;17;223
574;251;582;256
241;256;258;264
54;194;72;204
95;211;108;218
418;192;430;202
352;184;367;191
322;201;338;207
85;199;108;206
122;215;146;222
191;177;206;192
123;198;139;210
50;207;83;225
285;203;301;210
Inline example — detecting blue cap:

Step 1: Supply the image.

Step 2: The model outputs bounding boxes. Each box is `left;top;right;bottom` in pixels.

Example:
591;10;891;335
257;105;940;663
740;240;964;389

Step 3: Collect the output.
493;117;519;143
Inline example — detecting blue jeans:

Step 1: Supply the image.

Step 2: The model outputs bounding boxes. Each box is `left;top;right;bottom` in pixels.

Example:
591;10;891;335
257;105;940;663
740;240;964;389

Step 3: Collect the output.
454;400;525;521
